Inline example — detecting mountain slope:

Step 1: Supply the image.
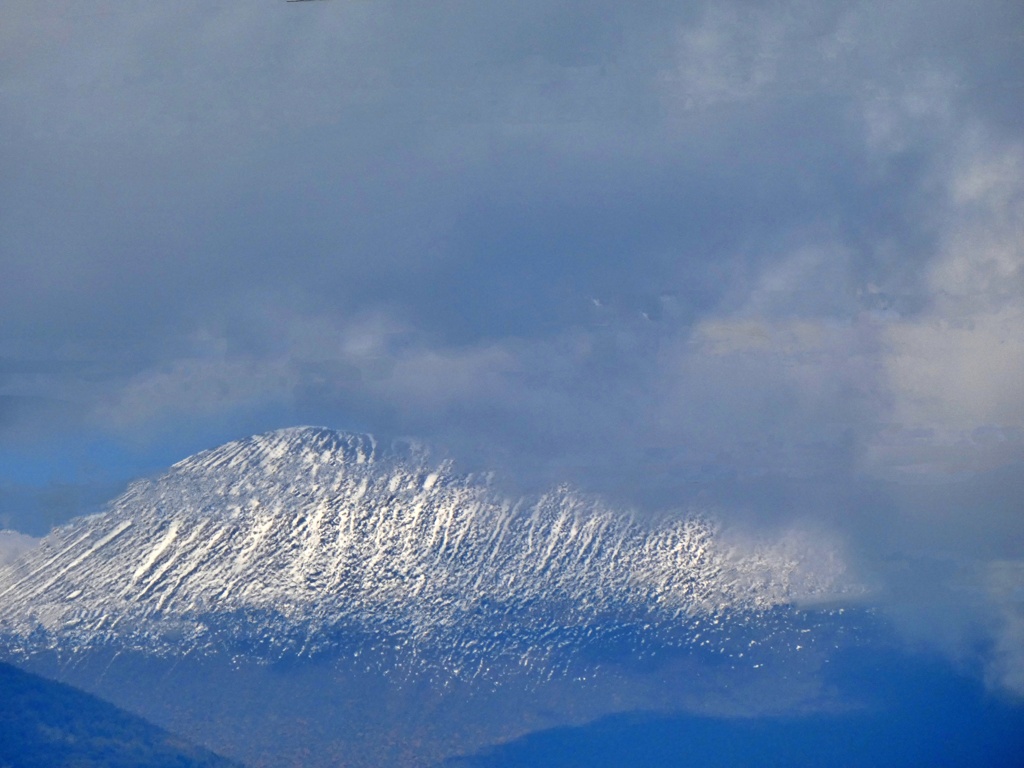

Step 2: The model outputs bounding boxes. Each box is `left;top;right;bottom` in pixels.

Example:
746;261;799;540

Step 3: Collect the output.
0;427;848;675
0;660;242;768
0;427;866;767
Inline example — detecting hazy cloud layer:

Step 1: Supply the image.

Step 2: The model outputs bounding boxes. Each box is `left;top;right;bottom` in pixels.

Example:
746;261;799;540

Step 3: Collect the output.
2;0;1023;691
0;531;38;566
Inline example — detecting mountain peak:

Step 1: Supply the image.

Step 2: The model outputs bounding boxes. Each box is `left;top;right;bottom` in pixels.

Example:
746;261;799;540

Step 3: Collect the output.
0;427;852;679
172;426;380;471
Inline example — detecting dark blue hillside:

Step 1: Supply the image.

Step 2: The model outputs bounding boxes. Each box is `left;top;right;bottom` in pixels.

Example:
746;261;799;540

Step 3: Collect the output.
446;648;1024;768
0;661;242;768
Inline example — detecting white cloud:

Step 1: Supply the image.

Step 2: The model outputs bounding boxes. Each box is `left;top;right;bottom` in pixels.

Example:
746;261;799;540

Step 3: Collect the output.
872;137;1024;475
611;110;1024;693
88;311;527;435
0;530;39;566
92;356;296;430
984;560;1024;695
661;3;786;107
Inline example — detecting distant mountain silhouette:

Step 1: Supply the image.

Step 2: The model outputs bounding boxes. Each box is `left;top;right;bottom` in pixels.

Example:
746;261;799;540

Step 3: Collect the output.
0;661;242;768
444;647;1024;768
0;427;860;767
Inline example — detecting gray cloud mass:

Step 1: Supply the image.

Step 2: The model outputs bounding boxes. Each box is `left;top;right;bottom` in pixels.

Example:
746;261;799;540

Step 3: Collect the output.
2;0;1023;692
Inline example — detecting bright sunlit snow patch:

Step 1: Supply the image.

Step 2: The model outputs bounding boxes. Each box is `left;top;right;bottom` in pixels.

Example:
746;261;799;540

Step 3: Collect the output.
0;428;857;678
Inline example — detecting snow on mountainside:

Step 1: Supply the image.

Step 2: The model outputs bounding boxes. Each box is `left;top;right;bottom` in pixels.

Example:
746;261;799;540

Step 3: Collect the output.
0;427;852;675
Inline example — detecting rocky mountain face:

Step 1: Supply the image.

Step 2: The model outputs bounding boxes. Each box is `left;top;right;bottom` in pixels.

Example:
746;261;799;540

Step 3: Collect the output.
0;427;860;767
0;427;848;674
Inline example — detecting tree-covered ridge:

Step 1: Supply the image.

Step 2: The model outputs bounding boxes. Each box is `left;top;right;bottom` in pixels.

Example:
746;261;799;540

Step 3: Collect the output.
0;661;242;768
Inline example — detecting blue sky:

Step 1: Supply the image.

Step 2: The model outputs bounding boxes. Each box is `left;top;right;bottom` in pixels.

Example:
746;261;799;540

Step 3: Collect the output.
2;0;1023;696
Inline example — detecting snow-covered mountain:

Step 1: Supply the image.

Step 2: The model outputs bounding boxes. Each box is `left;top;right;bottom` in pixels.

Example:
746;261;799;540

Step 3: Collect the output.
0;427;850;677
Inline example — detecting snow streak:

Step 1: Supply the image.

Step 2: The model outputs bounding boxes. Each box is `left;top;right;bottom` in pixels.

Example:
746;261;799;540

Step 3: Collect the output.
0;428;850;674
